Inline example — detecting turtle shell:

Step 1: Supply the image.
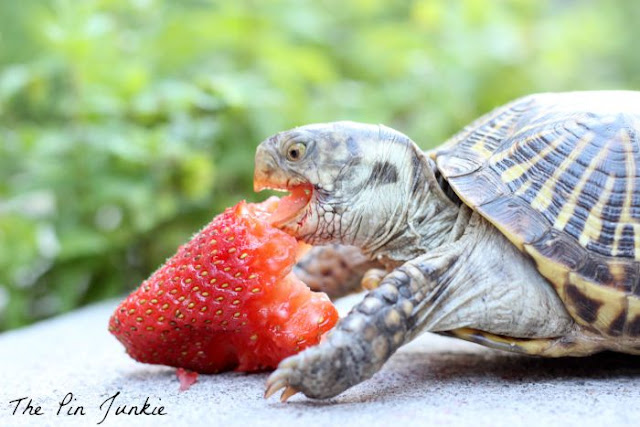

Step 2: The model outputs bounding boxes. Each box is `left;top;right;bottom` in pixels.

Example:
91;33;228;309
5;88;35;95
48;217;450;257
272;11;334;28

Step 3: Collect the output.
434;91;640;338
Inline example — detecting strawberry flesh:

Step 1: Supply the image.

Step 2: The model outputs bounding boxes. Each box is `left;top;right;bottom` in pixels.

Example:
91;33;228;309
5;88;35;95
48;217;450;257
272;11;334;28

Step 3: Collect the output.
176;368;198;392
109;197;338;373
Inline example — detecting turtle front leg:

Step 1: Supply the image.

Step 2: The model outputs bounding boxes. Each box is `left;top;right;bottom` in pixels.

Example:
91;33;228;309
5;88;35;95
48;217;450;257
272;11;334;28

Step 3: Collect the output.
265;213;578;400
265;251;457;400
294;245;384;299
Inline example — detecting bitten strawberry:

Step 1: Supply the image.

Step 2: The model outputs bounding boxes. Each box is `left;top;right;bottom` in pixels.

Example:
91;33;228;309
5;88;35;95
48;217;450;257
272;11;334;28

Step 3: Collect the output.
109;197;338;373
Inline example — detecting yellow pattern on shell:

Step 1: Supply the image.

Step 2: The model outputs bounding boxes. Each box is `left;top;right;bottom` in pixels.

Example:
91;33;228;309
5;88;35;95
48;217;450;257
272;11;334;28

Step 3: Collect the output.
435;91;640;341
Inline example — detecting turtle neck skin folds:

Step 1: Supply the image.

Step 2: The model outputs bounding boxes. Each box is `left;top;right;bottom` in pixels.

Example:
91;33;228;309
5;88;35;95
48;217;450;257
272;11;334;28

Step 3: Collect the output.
253;121;460;266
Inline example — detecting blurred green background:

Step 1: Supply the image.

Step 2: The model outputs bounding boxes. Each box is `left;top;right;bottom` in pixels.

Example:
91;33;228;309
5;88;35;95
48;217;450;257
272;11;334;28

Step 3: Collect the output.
1;0;639;331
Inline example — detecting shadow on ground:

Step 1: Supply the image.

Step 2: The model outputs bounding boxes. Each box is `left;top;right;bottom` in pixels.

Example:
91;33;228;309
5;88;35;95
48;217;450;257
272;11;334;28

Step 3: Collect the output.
289;348;640;406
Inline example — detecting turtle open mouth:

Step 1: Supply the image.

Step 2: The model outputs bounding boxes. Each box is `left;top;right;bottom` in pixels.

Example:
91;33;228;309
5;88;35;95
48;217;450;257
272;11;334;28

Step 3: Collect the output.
253;144;314;228
253;181;313;228
269;184;313;227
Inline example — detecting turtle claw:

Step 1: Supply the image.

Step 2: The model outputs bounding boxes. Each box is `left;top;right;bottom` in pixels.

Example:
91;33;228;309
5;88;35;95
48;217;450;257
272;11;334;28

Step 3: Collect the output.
265;332;366;400
362;268;387;291
280;385;300;402
265;356;304;402
264;377;286;400
264;366;296;400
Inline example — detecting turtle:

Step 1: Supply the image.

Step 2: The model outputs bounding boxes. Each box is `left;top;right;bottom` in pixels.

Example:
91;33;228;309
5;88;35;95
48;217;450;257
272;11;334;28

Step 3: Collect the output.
253;91;640;401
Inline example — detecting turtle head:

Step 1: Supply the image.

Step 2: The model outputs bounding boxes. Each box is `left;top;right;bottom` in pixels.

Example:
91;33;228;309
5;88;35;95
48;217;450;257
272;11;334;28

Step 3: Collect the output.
254;121;423;247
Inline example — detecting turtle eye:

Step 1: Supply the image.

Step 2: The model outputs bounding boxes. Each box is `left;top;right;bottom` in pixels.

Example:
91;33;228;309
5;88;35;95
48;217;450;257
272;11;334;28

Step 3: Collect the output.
286;142;306;162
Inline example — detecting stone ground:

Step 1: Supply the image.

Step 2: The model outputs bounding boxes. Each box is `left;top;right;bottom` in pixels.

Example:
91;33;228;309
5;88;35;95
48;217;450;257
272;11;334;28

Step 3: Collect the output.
2;294;640;427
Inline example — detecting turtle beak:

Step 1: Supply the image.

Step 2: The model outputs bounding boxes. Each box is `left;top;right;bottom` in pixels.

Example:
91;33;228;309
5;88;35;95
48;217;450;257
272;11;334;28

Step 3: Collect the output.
254;142;287;192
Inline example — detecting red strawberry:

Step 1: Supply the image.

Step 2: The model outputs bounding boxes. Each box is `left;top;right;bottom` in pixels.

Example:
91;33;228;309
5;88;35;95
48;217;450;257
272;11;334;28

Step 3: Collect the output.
109;197;338;373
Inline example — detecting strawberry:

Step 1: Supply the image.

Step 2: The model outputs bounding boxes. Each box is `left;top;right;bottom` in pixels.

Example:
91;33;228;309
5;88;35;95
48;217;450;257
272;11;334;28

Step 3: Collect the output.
109;197;338;373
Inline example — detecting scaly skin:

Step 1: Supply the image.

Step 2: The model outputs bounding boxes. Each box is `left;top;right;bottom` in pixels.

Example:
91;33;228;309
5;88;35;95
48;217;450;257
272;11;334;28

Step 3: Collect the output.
255;122;462;399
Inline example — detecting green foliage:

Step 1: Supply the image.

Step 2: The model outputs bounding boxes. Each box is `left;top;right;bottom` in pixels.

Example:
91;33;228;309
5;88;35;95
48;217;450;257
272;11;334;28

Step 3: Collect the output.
1;0;639;330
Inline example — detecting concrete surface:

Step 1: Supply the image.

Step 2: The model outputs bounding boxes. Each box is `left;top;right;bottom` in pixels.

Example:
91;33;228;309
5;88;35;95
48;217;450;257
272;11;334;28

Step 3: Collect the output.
2;294;640;427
